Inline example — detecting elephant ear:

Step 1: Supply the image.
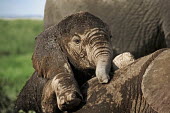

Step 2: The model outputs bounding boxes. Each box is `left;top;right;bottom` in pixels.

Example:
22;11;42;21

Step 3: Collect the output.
32;27;73;79
142;50;170;113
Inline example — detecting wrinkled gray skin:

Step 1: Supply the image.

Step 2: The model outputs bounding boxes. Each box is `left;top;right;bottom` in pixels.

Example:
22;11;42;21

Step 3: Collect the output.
44;0;170;58
15;49;170;113
32;12;113;111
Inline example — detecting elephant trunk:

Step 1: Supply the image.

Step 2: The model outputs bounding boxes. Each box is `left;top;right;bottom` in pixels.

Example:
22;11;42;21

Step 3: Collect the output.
88;29;113;83
95;55;112;83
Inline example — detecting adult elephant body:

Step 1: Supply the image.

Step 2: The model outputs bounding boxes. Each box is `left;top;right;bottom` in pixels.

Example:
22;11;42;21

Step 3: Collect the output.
44;0;170;58
15;49;170;113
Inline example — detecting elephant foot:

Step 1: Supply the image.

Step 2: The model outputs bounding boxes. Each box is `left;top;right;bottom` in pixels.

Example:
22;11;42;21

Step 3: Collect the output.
41;80;82;112
57;90;82;111
41;80;59;113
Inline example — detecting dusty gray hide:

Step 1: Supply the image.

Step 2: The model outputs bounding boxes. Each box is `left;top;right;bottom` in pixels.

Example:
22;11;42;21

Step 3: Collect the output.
15;49;170;113
44;0;170;58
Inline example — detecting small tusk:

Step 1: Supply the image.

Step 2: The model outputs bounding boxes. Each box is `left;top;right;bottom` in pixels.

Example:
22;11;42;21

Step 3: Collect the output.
113;52;135;69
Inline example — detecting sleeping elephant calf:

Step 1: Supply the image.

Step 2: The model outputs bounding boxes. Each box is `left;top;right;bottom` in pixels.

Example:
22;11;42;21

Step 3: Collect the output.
15;49;170;113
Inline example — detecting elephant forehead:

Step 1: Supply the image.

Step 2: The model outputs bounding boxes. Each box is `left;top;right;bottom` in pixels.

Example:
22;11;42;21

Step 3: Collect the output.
61;25;108;39
57;12;108;36
69;26;92;36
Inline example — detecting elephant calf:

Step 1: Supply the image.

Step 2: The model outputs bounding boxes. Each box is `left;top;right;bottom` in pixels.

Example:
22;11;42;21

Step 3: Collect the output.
32;12;113;111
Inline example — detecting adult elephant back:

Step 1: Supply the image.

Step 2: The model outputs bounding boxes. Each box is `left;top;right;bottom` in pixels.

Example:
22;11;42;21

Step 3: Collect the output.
44;0;170;58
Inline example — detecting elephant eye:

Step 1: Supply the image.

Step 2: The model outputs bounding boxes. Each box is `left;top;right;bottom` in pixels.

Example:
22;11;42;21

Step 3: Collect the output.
72;35;81;45
74;39;81;44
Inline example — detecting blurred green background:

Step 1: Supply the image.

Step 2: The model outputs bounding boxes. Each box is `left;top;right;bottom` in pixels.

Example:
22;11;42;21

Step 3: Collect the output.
0;19;43;113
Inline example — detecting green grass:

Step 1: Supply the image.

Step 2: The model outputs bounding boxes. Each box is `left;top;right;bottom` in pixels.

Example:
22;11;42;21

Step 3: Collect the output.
0;19;43;113
0;54;34;99
0;19;43;55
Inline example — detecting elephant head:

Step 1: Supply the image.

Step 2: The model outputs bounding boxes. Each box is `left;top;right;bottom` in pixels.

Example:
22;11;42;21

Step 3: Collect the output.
57;12;113;83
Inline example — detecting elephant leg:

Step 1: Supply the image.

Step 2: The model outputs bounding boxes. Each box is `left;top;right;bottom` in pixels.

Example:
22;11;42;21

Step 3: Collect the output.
41;80;59;113
44;73;83;111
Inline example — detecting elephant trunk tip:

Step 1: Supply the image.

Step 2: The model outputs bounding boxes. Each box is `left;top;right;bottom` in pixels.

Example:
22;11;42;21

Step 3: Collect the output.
95;55;112;83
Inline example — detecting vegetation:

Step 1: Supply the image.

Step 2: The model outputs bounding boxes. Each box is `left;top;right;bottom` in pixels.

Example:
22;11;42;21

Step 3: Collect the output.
0;19;43;113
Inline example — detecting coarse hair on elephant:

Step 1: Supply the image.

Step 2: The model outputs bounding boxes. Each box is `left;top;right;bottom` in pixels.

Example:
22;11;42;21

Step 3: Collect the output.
32;12;114;111
44;0;170;58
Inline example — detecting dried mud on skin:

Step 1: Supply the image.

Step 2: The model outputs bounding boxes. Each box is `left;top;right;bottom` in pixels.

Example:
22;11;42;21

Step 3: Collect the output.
15;49;170;113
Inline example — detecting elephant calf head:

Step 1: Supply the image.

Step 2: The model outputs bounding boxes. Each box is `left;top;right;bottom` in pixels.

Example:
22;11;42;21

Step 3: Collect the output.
58;12;113;83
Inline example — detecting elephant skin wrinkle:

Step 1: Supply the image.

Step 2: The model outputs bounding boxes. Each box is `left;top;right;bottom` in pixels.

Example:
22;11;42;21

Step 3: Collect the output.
44;0;170;58
142;50;170;113
15;49;169;113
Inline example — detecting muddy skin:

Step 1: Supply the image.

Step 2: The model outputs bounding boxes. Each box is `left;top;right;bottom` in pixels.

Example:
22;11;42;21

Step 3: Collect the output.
29;12;113;111
15;49;170;113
